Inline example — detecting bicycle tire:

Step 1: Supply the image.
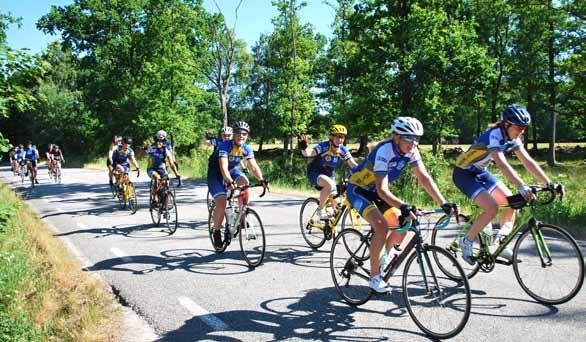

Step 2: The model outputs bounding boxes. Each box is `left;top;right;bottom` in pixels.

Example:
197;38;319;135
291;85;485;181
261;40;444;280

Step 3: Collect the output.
128;183;138;214
207;191;214;212
340;209;371;261
208;204;229;253
430;214;480;280
513;223;584;305
403;244;471;339
150;203;161;226
20;167;25;184
163;191;178;235
299;197;327;249
330;229;373;306
239;208;266;267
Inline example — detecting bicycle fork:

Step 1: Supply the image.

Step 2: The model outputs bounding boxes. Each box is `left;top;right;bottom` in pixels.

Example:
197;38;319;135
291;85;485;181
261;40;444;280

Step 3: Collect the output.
530;224;553;268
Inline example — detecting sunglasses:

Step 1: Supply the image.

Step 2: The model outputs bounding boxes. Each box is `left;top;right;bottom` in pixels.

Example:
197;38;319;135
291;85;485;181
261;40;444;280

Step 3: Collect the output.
400;135;420;144
236;130;249;136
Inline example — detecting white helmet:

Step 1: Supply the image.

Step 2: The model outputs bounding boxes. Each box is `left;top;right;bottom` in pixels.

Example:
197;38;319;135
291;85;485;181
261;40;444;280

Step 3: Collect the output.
391;117;424;136
156;130;167;141
221;126;233;135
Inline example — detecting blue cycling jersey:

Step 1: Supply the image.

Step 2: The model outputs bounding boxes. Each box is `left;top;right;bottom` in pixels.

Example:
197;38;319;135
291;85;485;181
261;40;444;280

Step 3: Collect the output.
455;127;522;171
112;145;135;164
349;140;420;191
208;140;254;171
146;144;169;168
307;141;352;175
15;150;26;159
24;147;38;161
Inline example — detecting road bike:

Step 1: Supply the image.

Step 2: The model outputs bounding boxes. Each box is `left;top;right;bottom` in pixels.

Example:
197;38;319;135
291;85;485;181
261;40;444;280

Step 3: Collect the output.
208;184;268;268
50;159;63;184
431;185;584;305
299;180;370;249
25;160;36;188
330;207;471;339
114;169;139;214
18;161;26;184
149;177;178;234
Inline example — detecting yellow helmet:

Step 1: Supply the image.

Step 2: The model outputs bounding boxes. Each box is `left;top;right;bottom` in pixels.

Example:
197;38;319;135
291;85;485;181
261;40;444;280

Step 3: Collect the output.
330;124;348;135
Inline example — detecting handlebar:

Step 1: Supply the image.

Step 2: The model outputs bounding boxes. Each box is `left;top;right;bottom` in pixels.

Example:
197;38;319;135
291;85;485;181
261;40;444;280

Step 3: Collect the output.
227;183;269;201
507;184;563;209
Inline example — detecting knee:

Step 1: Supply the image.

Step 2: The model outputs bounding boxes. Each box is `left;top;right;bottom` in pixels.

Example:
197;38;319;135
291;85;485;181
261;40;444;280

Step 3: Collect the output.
483;201;499;217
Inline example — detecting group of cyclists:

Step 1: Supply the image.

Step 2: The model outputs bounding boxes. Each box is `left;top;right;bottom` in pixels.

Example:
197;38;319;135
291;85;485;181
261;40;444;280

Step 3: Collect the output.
297;104;562;294
103;102;562;295
9;142;64;184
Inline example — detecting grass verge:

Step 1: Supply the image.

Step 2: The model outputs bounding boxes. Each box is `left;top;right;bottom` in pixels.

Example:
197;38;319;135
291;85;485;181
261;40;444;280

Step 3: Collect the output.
0;183;121;341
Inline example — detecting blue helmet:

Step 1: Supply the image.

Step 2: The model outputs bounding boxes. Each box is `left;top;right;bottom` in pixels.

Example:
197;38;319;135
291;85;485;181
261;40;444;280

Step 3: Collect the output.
501;104;531;126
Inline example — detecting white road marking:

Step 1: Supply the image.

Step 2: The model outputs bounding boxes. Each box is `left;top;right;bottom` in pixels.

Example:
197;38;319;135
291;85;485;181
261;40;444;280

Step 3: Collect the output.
110;247;133;263
178;296;229;331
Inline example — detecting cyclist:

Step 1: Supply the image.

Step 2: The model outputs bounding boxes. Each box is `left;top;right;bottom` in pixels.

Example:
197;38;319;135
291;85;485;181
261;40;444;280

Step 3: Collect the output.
147;131;181;205
109;136;140;181
15;144;25;172
46;144;54;174
346;117;455;293
10;145;20;175
50;145;65;173
202;128;220;148
207;121;269;248
107;135;122;187
23;141;40;184
299;125;357;220
153;130;180;171
454;104;558;265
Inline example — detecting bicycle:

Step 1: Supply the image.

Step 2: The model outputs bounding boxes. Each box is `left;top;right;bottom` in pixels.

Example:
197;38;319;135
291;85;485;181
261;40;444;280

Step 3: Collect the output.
330;207;471;339
299;180;370;249
114;169;139;214
51;159;63;184
432;185;584;305
18;161;26;184
206;190;214;212
208;184;268;268
25;160;36;188
149;177;178;234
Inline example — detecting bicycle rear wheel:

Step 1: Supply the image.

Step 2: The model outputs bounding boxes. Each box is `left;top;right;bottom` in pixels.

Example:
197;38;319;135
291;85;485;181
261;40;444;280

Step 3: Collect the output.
127;183;138;214
162;191;178;235
239;208;266;267
330;229;373;306
403;245;471;339
208;205;229;252
513;223;584;305
431;215;480;280
299;197;327;249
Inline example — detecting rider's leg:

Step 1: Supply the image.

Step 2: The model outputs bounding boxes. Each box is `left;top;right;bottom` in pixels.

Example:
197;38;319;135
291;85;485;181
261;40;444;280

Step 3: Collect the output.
382;208;405;250
490;184;515;235
235;175;250;207
149;170;160;202
467;191;499;240
317;175;337;219
212;195;227;231
365;207;392;292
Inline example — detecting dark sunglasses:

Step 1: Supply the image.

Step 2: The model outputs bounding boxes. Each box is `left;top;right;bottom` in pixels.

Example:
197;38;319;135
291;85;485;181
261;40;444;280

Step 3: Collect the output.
400;135;420;144
236;130;249;136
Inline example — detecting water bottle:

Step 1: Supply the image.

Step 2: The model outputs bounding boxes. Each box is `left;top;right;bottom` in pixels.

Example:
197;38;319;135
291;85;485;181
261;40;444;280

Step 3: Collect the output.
226;206;235;235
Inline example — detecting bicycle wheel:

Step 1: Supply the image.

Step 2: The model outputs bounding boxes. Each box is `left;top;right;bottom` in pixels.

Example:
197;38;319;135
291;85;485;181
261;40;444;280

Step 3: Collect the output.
150;202;161;226
239;208;266;267
127;183;138;214
340;207;371;234
299;197;327;249
330;229;373;306
162;191;178;234
431;215;480;280
513;223;584;305
207;191;214;212
403;245;471;339
20;167;25;184
208;205;228;252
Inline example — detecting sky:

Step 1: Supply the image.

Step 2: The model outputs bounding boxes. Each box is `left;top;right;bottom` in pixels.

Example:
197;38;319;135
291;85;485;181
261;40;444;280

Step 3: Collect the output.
2;0;336;54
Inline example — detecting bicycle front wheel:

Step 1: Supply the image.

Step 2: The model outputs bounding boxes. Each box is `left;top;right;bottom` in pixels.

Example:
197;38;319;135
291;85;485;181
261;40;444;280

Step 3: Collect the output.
162;192;178;235
239;208;266;267
513;223;584;305
403;245;471;339
299;197;327;249
431;215;480;280
127;183;138;214
330;229;373;306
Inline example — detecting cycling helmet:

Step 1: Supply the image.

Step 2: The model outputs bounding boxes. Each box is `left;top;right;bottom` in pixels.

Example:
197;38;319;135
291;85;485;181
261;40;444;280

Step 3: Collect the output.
53;145;59;150
122;136;133;144
221;126;233;135
156;130;167;141
501;104;531;126
330;124;348;136
113;135;122;143
391;117;424;136
233;121;250;133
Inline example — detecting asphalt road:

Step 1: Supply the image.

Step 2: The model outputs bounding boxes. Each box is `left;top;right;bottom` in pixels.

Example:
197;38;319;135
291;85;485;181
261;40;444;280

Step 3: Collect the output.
1;165;585;342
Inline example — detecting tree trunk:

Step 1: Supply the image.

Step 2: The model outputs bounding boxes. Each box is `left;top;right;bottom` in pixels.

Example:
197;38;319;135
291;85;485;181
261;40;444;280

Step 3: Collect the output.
547;3;557;166
357;135;368;156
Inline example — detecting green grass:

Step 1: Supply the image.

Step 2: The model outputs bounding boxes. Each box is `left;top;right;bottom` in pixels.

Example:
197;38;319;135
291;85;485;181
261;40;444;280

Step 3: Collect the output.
0;184;120;341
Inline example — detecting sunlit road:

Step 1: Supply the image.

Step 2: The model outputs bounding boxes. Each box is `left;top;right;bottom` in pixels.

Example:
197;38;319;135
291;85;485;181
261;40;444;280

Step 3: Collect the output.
1;165;585;341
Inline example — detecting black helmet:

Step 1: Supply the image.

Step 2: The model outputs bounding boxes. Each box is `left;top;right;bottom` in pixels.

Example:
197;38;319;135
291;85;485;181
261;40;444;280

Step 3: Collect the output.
122;136;133;144
501;104;531;127
233;121;250;133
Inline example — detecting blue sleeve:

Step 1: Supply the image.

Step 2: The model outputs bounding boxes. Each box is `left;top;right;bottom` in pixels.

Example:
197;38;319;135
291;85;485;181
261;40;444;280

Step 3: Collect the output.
340;145;352;160
243;144;255;160
218;141;230;158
